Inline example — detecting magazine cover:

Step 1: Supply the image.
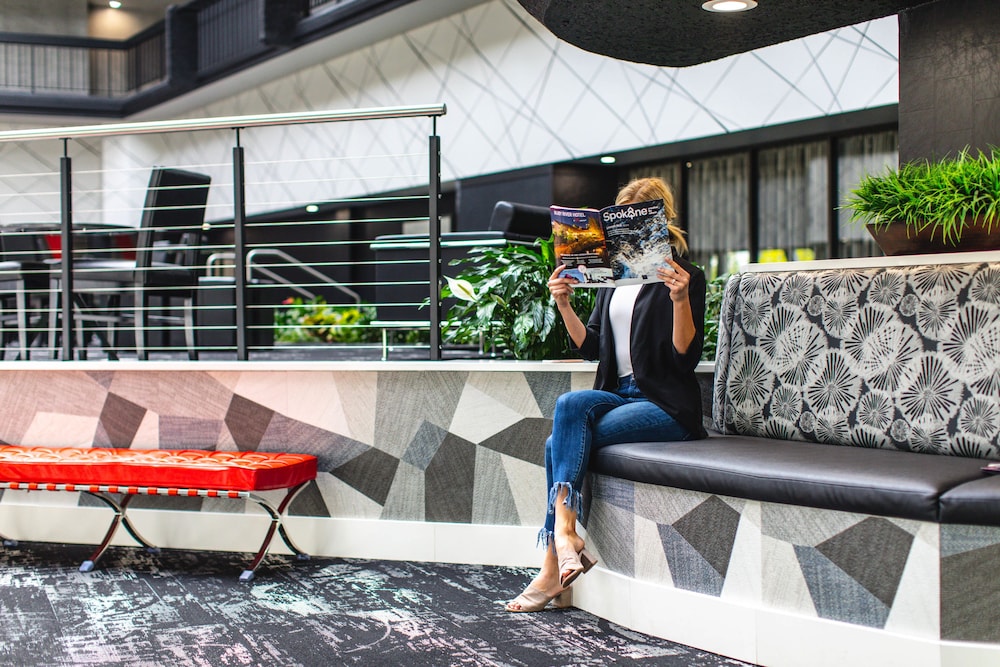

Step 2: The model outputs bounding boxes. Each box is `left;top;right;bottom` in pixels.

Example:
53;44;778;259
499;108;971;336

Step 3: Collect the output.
551;199;673;287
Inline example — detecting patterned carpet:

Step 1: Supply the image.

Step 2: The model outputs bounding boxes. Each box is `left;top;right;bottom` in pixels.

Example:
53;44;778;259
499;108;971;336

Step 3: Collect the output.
0;542;752;667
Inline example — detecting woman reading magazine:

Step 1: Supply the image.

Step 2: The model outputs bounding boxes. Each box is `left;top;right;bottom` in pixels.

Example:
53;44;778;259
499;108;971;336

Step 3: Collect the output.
506;176;708;613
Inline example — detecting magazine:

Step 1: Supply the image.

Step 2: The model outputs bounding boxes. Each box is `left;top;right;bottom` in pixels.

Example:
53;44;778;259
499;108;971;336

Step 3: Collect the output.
550;199;674;287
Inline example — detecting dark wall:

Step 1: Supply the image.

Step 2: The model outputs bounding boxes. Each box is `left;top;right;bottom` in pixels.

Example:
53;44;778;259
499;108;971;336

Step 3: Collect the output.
898;0;1000;163
455;163;619;232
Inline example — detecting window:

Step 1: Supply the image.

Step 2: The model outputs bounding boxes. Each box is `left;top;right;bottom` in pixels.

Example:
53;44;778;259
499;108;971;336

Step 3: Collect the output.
757;141;829;262
838;130;898;258
622;126;897;273
686;153;749;279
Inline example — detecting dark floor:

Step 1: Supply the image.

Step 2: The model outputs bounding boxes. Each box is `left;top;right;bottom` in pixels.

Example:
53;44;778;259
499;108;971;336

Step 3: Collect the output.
0;542;754;667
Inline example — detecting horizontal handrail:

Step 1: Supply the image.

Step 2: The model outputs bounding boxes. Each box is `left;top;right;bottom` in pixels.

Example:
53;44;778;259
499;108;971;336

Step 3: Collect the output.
0;104;447;143
205;249;363;303
248;248;363;304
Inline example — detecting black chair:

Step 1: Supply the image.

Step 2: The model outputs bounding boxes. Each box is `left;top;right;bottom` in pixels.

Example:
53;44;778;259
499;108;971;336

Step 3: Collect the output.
0;227;54;359
49;167;211;360
486;201;553;242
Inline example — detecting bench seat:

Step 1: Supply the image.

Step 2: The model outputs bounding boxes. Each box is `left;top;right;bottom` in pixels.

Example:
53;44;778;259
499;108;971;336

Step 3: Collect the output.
591;435;997;524
0;445;318;581
0;446;317;491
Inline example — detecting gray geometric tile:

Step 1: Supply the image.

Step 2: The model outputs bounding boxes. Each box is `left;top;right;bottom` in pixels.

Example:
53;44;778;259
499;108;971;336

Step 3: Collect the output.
940;522;1000;557
157;416;224;450
260;414;369;472
380;461;425;521
224;395;274;451
476;417;550;466
524;371;572;419
794;544;890;628
425;432;477;523
672;495;740;579
941;541;1000;643
815;517;912;607
375;372;467;459
402;420;449;470
96;392;147;447
588;483;635;578
286;480;331;518
471;446;520;526
658;522;724;596
331;447;400;507
591;473;634;514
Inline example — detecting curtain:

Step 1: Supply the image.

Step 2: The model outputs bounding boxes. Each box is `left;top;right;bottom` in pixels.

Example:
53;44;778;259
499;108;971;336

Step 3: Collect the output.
757;141;829;261
687;153;749;277
838;130;898;257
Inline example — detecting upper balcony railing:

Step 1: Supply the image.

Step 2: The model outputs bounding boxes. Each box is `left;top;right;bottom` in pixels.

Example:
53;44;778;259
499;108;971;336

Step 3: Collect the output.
0;0;414;117
0;104;454;362
0;25;166;98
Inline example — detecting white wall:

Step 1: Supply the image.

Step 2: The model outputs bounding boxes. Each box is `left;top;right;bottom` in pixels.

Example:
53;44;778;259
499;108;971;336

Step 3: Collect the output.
0;0;88;35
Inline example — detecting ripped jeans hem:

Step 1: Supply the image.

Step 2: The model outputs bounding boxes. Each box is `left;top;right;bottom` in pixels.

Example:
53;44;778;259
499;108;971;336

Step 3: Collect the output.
537;481;584;550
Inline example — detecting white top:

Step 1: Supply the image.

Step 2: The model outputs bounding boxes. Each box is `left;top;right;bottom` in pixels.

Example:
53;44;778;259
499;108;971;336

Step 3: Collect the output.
609;284;642;378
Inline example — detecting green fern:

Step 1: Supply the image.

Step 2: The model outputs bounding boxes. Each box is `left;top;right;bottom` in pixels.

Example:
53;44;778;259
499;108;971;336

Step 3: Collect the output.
844;146;1000;244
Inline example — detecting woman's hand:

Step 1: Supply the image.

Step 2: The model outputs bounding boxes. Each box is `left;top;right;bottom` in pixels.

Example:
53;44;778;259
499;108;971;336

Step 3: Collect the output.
548;265;577;309
549;264;587;347
657;259;691;302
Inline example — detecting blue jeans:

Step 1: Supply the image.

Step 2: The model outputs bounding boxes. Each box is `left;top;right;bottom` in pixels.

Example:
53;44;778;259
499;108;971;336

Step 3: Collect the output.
539;375;692;547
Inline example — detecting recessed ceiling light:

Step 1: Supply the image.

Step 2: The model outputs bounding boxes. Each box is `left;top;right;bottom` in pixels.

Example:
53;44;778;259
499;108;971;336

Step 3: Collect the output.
702;0;757;12
305;204;320;213
108;0;122;7
599;156;616;164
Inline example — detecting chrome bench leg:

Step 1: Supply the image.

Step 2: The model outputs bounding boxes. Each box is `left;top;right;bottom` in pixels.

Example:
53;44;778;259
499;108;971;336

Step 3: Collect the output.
240;482;311;582
80;492;160;572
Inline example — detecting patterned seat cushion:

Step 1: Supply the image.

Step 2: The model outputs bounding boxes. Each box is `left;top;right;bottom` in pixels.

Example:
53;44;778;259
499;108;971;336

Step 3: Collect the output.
713;262;1000;459
0;446;317;491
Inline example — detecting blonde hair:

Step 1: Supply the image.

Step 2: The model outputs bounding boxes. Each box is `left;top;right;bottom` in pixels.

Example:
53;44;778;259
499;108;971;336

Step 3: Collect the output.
614;177;688;255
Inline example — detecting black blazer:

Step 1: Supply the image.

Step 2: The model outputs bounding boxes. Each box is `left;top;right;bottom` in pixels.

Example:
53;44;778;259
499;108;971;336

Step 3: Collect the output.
575;256;708;439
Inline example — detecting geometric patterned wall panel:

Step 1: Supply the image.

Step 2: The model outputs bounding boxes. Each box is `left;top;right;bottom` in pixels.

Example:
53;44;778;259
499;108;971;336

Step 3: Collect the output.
0;367;578;529
940;524;1000;642
587;474;1000;644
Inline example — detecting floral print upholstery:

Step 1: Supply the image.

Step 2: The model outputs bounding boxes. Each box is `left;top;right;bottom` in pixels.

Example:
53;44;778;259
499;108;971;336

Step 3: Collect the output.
713;262;1000;458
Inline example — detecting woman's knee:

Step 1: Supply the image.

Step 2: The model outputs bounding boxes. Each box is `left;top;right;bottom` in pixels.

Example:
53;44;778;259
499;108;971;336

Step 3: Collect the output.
554;390;608;416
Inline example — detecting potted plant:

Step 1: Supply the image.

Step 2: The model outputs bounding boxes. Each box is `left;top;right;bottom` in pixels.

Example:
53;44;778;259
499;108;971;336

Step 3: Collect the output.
843;147;1000;255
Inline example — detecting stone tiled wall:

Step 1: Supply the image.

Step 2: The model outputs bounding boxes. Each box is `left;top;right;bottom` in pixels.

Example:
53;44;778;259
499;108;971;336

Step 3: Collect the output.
587;474;1000;644
0;365;595;527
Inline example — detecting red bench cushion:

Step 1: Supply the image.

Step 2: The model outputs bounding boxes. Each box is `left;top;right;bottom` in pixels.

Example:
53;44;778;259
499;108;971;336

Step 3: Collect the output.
0;446;317;491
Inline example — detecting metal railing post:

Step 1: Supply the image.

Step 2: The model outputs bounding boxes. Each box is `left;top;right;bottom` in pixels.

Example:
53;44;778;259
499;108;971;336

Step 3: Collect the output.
428;123;441;360
59;140;75;360
233;131;249;360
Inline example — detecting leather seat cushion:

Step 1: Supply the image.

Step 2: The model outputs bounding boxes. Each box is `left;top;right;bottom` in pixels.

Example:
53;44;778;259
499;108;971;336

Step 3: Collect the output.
591;433;992;522
939;474;1000;526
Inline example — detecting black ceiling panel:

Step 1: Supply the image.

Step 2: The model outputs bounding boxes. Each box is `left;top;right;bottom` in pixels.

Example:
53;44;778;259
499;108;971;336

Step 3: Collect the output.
517;0;932;67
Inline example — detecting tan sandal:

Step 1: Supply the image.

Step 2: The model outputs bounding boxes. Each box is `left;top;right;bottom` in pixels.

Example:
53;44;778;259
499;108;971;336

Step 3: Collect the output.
559;547;598;588
505;585;572;612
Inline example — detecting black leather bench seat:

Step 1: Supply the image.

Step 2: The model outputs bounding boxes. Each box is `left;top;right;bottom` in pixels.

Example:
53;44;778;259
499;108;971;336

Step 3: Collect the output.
591;434;997;524
939;475;1000;525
